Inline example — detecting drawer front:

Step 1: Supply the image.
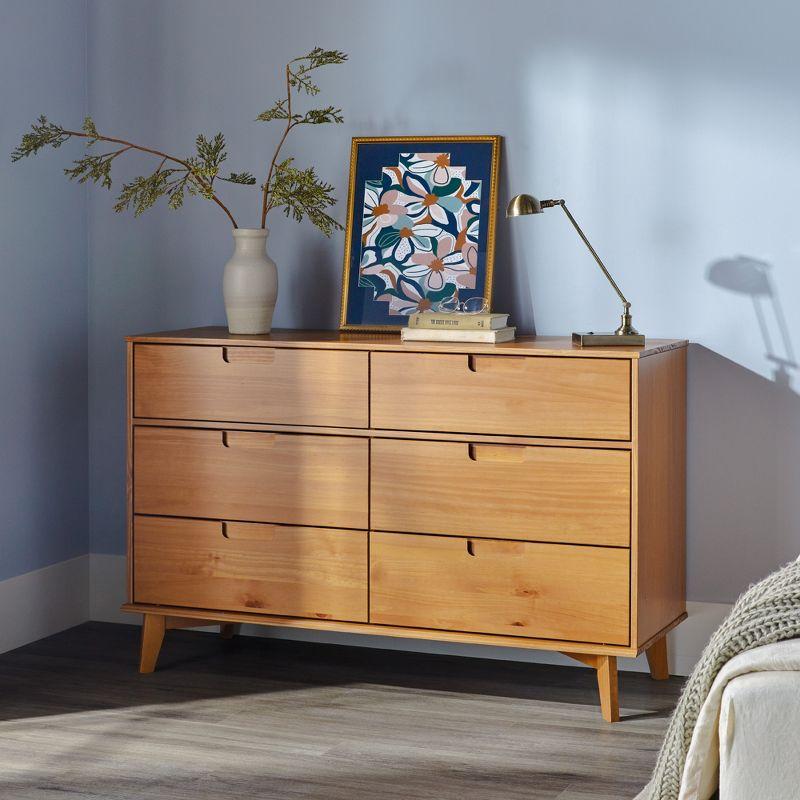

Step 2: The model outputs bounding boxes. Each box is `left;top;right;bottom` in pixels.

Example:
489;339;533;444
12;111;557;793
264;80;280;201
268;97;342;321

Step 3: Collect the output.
134;344;369;428
134;516;368;621
134;427;369;529
371;352;630;440
370;532;630;644
371;439;630;546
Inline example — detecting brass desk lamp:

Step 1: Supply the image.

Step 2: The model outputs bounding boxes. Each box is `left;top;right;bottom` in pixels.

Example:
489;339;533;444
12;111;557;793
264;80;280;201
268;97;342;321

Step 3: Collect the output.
506;194;645;346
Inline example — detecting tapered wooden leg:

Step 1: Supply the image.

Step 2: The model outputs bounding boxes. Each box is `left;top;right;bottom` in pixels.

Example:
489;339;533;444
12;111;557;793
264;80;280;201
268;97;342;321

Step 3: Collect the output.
645;636;670;680
220;623;241;640
560;651;620;722
596;655;619;722
139;614;166;674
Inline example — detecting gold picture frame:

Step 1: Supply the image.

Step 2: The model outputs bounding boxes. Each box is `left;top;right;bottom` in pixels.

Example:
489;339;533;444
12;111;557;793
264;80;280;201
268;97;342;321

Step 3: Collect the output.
338;135;501;331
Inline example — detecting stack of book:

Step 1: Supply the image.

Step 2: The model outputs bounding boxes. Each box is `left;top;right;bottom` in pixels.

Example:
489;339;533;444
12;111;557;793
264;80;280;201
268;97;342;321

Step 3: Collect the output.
402;312;515;343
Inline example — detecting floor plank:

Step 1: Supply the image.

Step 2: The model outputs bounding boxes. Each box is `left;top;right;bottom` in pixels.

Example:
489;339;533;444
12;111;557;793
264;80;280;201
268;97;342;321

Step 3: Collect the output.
0;623;682;799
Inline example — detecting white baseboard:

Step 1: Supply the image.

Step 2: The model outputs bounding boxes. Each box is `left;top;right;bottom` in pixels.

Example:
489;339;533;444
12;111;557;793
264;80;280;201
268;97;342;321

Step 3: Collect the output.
0;556;90;655
89;553;730;676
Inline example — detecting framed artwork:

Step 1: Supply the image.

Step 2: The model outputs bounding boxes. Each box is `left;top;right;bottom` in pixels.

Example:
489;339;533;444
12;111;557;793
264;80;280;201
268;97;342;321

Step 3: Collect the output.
339;135;501;331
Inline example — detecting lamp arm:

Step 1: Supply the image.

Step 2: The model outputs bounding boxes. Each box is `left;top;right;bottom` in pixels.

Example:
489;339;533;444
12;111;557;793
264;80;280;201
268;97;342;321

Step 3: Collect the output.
555;200;629;307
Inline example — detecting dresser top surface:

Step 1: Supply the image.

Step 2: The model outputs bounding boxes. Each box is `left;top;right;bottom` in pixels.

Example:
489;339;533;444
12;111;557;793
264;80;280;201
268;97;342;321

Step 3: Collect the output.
127;327;687;359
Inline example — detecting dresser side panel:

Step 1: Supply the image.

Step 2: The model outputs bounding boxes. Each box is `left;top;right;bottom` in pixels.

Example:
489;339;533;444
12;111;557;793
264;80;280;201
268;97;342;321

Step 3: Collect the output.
126;340;134;603
634;347;687;646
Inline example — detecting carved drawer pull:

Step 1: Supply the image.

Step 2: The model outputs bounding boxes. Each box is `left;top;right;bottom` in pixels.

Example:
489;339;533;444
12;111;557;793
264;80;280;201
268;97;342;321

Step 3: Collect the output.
220;430;277;449
221;521;278;540
221;346;276;365
467;443;527;463
467;354;524;373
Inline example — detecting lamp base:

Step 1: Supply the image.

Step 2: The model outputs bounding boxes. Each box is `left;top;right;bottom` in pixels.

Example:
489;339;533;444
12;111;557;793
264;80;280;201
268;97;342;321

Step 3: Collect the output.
572;331;646;347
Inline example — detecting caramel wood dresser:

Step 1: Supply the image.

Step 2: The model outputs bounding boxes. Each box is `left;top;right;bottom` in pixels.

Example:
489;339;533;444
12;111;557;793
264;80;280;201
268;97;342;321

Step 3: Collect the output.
123;327;687;722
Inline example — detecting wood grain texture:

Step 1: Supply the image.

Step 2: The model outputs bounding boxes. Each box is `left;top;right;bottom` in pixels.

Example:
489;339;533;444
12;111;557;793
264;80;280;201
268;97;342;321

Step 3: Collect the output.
133;427;368;529
123;602;642;657
133;343;369;428
127;326;687;359
597;655;620;722
633;347;687;646
561;651;621;722
134;516;368;622
126;341;134;603
371;352;631;440
0;622;685;798
370;532;630;645
122;329;688;723
371;438;631;546
132;416;634;450
138;613;165;673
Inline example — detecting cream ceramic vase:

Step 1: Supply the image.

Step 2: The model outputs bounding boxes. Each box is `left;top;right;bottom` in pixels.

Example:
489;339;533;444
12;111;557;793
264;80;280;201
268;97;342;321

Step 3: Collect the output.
223;228;278;334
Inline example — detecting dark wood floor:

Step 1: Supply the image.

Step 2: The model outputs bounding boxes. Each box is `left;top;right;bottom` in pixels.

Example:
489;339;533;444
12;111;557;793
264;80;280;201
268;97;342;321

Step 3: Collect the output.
0;623;682;799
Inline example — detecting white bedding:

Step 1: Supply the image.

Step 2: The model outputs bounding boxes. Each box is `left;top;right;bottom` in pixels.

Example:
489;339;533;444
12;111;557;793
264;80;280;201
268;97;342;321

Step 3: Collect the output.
718;669;800;800
636;639;800;800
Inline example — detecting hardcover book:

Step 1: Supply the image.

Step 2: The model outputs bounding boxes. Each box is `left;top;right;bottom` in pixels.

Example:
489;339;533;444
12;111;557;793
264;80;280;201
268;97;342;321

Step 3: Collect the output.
401;326;516;344
408;312;510;330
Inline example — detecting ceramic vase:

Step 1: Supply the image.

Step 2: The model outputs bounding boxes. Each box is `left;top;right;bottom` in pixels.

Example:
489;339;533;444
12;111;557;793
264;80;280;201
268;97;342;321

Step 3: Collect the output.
223;228;278;334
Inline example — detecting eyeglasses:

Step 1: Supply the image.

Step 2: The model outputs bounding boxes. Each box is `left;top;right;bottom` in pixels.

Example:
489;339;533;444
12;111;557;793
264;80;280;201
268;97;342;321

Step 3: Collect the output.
437;296;489;314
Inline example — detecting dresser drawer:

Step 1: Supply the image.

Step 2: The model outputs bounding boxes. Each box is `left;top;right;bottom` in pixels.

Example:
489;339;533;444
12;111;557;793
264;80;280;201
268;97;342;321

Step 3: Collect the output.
134;427;369;529
370;532;630;644
371;439;630;546
134;516;368;621
134;344;369;427
371;352;630;440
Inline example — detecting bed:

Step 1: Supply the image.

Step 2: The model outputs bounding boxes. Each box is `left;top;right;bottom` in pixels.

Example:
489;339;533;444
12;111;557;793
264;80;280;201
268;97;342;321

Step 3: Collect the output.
673;639;800;800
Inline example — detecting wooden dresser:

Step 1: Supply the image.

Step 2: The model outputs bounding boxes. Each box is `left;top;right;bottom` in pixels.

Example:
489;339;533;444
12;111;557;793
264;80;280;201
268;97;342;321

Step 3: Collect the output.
123;327;687;722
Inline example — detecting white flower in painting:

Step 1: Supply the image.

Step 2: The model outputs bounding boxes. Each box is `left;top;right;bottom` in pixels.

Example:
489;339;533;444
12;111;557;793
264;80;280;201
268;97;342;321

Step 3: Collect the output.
403;234;471;291
403;152;465;186
381;222;440;263
361;184;405;238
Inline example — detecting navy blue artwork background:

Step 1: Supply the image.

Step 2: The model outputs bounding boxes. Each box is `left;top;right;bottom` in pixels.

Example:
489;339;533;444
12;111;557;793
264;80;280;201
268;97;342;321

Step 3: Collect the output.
343;140;496;327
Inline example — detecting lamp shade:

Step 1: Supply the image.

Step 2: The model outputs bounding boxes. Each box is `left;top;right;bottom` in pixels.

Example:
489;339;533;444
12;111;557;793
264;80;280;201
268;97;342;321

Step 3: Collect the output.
506;193;543;218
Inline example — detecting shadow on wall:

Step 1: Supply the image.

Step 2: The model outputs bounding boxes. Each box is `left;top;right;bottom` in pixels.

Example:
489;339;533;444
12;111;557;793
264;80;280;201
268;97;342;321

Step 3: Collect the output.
687;256;800;602
707;256;797;386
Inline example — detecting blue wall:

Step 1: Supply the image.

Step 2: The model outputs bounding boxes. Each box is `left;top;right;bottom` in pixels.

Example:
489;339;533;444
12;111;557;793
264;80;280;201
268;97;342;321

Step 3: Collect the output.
26;0;794;602
0;1;89;580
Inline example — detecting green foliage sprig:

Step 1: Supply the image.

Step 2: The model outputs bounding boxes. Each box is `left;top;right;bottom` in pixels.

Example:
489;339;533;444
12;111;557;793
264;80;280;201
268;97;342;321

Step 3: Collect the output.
257;47;347;229
269;158;340;237
11;48;347;234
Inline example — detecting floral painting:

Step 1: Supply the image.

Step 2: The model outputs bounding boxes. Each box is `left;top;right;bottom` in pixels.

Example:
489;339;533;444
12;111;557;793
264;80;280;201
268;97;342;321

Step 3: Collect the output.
340;137;500;330
359;153;480;315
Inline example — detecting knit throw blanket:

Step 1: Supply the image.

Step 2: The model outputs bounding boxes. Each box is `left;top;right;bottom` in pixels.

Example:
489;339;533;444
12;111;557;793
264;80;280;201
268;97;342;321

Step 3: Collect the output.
642;557;800;800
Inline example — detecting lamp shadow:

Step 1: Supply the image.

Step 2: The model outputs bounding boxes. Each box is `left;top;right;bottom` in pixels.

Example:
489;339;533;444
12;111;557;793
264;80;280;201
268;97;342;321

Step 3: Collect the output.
688;256;800;600
706;255;797;387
